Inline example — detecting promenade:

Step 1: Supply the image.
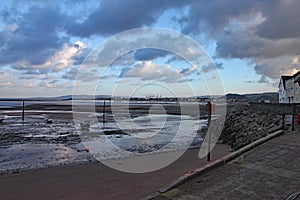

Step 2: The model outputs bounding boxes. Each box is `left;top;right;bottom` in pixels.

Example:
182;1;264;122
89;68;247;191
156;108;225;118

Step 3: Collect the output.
150;132;300;200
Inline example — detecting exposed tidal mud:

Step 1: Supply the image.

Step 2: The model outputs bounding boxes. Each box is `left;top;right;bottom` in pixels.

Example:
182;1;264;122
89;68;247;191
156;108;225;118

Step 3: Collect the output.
0;107;206;173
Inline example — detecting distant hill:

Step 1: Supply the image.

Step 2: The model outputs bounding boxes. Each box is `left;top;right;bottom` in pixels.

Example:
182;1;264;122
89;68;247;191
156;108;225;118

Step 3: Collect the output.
58;95;112;100
244;92;278;102
226;93;246;99
196;92;279;103
0;95;112;101
0;92;279;102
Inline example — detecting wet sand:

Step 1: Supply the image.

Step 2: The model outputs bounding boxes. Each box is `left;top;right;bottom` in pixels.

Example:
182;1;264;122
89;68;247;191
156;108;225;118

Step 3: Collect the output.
0;103;229;199
0;144;230;200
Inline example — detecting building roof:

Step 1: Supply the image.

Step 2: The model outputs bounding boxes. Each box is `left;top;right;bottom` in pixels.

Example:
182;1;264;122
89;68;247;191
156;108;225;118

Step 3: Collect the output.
293;71;300;85
280;71;300;89
280;75;291;89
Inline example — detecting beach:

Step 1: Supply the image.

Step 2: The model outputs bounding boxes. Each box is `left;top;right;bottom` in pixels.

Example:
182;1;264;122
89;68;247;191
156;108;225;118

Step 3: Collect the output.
0;144;230;200
0;102;212;172
0;102;230;199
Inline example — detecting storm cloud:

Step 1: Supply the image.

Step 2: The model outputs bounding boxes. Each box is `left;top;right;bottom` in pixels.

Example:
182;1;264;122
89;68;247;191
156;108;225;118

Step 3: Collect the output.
1;0;300;97
66;0;187;37
0;5;72;72
179;0;300;80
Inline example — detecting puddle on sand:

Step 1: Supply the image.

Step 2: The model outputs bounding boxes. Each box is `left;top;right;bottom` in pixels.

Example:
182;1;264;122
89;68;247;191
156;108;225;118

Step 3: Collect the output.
0;143;95;174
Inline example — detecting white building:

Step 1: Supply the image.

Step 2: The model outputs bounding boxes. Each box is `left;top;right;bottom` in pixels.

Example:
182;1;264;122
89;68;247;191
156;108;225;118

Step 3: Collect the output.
279;76;288;103
279;71;300;103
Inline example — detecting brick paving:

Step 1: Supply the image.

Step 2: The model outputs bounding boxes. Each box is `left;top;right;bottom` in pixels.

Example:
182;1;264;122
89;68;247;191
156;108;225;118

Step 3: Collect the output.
152;132;300;200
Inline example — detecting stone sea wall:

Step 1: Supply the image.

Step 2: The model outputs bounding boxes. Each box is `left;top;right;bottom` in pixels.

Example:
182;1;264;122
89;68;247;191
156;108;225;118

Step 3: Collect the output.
219;103;290;150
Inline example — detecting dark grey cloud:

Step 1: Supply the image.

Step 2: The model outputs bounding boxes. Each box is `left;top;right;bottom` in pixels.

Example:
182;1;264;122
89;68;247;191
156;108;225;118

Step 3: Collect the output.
149;0;297;82
180;0;300;80
0;5;71;70
256;0;300;39
216;28;300;60
65;0;300;81
1;0;300;85
66;0;187;37
134;48;169;61
216;30;265;59
252;55;300;80
181;0;261;36
216;27;300;79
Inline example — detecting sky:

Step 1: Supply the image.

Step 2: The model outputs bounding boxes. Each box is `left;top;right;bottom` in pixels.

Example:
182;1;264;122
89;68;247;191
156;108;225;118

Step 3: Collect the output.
1;0;300;98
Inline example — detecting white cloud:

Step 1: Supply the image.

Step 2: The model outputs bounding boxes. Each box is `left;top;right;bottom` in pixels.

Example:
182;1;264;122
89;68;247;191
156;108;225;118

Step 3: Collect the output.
1;81;12;86
52;41;87;72
12;41;87;72
254;55;300;79
0;69;12;80
120;61;193;83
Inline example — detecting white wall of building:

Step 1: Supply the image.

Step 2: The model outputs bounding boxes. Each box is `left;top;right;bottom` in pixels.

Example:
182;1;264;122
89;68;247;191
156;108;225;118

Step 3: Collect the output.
279;78;287;103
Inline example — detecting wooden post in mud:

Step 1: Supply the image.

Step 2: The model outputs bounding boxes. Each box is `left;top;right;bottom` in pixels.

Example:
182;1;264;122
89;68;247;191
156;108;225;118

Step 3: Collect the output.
103;100;106;125
22;101;25;121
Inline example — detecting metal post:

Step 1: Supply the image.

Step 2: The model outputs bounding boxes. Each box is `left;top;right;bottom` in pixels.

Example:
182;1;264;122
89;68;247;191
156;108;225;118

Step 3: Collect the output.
207;113;211;161
282;114;285;132
22;101;25;121
292;103;295;131
103;100;106;125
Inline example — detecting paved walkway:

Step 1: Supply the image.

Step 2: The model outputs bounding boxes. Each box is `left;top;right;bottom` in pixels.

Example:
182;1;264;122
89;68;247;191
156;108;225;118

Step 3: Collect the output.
152;132;300;200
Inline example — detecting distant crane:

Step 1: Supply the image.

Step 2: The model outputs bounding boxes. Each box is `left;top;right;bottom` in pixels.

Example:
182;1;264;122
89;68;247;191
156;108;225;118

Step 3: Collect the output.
146;93;162;100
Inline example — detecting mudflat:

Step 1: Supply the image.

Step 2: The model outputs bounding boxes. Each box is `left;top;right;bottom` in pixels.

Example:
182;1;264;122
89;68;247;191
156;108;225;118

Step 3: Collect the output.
0;103;229;199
